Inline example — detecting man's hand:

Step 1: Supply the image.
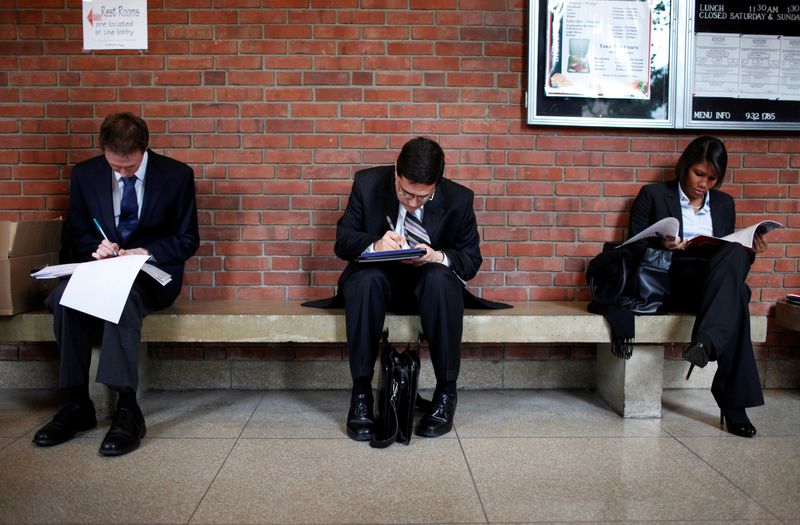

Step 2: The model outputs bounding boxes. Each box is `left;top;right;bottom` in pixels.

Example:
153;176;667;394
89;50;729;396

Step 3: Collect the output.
118;247;150;257
92;239;120;259
403;243;444;266
374;230;406;252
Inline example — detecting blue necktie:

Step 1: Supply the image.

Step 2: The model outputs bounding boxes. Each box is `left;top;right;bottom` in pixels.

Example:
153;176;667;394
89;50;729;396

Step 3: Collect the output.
404;211;430;246
118;176;138;242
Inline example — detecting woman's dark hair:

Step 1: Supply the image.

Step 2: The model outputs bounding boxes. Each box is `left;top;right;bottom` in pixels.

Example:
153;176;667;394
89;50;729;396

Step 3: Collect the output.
99;112;149;155
395;137;445;185
675;135;728;187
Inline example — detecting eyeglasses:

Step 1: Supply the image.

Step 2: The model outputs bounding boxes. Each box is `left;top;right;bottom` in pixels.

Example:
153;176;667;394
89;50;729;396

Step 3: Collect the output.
396;180;435;203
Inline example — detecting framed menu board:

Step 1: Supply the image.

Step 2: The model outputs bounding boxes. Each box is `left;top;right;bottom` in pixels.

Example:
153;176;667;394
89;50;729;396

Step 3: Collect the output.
684;0;800;129
527;0;677;128
527;0;800;130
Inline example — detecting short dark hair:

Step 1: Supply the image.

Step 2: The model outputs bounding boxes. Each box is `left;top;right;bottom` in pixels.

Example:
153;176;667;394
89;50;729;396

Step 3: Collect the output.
99;112;149;155
395;137;445;185
675;136;728;187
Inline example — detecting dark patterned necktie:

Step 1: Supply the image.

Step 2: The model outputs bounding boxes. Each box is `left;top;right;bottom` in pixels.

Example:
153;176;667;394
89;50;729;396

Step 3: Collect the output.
404;210;430;246
117;176;139;242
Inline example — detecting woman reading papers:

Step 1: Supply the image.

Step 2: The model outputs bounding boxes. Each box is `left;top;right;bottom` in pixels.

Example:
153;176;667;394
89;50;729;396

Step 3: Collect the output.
628;136;766;438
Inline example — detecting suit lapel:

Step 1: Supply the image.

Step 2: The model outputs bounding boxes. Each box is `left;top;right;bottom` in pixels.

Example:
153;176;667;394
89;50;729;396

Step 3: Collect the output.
421;181;446;244
664;180;683;237
94;161;118;242
139;150;161;227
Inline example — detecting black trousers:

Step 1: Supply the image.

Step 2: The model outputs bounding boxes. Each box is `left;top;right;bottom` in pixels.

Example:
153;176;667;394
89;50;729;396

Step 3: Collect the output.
46;279;153;391
341;263;464;385
669;242;764;409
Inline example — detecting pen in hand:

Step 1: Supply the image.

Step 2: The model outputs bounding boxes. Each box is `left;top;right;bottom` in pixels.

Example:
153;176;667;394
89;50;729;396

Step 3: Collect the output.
385;215;395;231
92;218;118;256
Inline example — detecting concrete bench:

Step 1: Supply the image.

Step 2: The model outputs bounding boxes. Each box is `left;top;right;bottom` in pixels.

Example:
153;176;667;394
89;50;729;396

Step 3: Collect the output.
0;300;768;418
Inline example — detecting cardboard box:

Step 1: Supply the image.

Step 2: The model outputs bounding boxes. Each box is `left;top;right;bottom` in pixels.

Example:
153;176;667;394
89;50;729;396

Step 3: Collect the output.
0;220;63;315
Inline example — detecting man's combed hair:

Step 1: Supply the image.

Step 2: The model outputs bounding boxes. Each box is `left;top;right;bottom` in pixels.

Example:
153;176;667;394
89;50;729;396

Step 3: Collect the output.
675;135;728;187
396;137;445;185
99;112;149;155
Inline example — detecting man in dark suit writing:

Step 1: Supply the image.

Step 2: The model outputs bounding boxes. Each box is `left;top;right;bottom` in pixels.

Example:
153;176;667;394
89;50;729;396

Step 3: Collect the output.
33;112;199;456
331;137;504;441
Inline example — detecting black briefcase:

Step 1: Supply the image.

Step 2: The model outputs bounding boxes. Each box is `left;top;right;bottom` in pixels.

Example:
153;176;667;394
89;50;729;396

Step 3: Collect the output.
370;330;421;448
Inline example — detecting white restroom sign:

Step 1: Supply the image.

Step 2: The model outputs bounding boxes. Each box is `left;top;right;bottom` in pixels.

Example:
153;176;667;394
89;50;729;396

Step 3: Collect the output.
82;0;148;50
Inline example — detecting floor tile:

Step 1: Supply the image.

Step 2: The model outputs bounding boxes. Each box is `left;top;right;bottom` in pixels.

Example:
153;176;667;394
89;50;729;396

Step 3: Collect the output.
191;438;486;524
241;390;347;439
462;436;774;522
455;390;664;438
681;436;800;521
141;389;262;439
0;437;235;525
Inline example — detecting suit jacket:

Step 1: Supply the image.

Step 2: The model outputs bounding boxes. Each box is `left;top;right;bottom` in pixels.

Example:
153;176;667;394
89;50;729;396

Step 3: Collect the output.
628;180;736;240
67;149;200;309
308;165;508;309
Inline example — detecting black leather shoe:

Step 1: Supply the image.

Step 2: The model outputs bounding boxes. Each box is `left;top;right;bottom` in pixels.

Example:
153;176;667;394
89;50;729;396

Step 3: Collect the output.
721;409;757;438
99;405;146;456
33;402;97;447
683;341;710;380
346;392;374;441
416;392;456;438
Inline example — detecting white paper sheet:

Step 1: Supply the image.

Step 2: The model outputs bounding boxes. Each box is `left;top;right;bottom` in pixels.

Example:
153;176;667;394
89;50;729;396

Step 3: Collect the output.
59;254;151;324
620;217;679;247
33;261;171;286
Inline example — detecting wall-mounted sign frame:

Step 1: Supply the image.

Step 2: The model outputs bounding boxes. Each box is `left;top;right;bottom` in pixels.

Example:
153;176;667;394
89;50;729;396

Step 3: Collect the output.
527;0;800;130
82;0;148;51
683;0;800;129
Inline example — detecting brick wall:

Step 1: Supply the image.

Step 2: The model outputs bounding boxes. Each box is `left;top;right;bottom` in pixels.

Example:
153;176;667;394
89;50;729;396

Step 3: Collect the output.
1;1;798;358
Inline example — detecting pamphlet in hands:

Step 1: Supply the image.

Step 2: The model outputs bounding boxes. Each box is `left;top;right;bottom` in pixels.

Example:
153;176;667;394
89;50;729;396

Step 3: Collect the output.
620;217;679;247
355;247;426;263
32;261;172;285
685;220;782;251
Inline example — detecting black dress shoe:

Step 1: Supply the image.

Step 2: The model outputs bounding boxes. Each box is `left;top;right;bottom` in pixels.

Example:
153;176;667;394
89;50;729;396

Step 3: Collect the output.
33;402;98;447
346;392;375;441
99;405;146;456
416;392;456;438
682;341;710;380
721;409;757;438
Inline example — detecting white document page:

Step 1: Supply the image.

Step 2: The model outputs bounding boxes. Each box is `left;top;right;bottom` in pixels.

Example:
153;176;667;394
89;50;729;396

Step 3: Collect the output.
620;217;679;247
720;220;782;248
59;254;150;324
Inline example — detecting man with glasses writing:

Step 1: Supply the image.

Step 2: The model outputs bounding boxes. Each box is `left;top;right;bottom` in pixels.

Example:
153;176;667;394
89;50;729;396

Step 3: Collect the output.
314;137;507;441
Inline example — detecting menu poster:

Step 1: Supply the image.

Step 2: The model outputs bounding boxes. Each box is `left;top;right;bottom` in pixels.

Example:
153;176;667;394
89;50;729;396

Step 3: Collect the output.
82;0;148;51
690;0;800;126
545;0;652;99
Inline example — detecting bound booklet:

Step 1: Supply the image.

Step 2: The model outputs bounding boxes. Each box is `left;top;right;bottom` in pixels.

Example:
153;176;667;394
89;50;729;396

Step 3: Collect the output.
685;220;782;251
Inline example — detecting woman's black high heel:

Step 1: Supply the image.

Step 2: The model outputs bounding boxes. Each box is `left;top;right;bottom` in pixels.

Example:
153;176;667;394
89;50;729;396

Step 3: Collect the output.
683;341;709;380
720;408;757;438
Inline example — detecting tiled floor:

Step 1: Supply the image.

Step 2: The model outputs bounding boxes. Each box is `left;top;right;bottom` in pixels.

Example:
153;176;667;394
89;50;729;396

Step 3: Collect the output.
0;388;798;524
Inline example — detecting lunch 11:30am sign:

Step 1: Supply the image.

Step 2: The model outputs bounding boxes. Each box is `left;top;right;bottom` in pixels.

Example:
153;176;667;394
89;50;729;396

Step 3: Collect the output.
82;0;148;51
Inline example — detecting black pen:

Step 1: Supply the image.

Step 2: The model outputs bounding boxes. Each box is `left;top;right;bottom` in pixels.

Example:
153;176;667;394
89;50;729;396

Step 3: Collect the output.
93;217;118;256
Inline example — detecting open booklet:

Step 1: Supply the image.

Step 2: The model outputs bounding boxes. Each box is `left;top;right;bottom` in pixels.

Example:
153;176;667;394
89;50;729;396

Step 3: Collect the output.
31;261;172;286
620;217;679;247
685;220;782;251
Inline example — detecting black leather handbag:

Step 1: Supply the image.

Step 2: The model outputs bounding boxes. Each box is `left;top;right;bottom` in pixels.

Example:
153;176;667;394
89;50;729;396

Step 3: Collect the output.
370;330;421;448
587;240;672;315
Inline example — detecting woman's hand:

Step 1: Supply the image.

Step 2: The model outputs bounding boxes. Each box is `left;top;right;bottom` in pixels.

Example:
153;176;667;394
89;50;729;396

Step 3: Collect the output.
661;235;686;251
753;233;768;254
